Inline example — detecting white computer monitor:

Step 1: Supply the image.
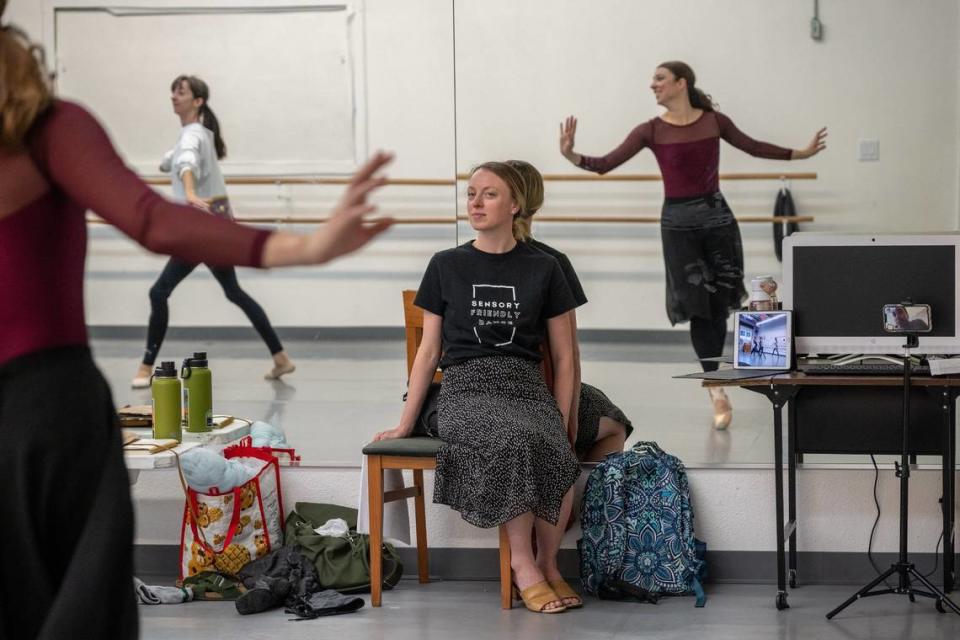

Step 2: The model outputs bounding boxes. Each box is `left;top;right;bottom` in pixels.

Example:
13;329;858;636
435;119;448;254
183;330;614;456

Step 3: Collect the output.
781;233;960;355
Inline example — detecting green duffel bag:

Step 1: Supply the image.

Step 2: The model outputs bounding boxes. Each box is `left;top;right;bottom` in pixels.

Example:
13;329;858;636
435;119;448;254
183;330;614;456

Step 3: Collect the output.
285;502;402;594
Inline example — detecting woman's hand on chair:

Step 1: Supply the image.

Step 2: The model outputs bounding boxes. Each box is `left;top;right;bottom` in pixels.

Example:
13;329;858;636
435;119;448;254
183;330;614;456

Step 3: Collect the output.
372;424;411;442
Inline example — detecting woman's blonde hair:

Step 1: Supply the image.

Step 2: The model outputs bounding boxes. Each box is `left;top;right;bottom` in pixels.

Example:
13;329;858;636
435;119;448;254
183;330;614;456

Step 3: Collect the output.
505;160;545;240
470;161;530;242
0;3;53;150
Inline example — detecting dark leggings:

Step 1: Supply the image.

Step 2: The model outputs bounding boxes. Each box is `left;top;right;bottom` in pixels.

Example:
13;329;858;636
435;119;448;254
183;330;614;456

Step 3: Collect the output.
691;297;730;373
142;258;283;366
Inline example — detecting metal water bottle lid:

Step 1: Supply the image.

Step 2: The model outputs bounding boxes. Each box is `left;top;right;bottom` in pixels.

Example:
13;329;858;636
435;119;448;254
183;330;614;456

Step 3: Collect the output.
191;352;208;367
154;361;178;378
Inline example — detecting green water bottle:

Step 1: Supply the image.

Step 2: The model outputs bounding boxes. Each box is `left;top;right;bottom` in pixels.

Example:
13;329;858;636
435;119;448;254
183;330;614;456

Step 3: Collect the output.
181;351;213;433
151;361;182;441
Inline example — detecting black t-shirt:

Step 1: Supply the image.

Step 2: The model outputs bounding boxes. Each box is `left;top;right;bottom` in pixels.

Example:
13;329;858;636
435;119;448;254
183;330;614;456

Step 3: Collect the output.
415;241;578;369
528;238;588;307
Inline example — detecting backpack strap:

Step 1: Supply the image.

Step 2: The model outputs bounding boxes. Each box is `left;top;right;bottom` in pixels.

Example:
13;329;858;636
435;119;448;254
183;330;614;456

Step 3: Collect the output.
692;575;706;607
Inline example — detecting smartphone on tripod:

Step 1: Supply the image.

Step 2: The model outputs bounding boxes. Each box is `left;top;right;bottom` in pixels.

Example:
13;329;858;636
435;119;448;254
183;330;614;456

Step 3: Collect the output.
882;303;932;334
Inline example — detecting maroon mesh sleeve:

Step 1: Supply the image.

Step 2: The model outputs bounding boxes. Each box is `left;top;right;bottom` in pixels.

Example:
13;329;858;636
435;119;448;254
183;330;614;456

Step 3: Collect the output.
577;120;654;174
30;101;272;267
715;112;792;160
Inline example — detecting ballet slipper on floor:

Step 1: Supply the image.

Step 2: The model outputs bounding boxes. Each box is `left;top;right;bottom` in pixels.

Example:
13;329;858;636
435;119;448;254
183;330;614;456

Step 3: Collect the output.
264;363;296;380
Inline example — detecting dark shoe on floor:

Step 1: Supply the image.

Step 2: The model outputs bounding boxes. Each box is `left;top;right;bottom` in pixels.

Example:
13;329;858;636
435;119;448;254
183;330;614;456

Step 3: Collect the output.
235;577;290;615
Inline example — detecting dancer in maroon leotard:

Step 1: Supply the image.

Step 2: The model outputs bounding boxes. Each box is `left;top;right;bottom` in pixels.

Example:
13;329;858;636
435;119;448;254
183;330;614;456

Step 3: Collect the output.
561;60;825;429
0;8;392;637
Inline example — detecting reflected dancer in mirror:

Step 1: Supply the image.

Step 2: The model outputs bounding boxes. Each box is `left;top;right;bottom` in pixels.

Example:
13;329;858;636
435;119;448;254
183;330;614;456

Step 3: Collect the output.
561;60;826;429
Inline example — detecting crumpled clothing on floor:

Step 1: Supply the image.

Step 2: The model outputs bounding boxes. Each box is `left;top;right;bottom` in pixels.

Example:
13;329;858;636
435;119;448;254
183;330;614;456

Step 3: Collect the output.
133;577;193;605
285;590;364;619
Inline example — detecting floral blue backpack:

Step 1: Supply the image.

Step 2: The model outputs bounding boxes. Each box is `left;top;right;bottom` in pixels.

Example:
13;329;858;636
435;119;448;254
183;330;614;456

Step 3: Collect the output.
578;441;706;606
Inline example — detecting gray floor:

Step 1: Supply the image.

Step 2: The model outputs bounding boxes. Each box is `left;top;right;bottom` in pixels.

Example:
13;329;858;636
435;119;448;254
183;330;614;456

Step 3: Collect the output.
93;336;946;468
139;580;960;639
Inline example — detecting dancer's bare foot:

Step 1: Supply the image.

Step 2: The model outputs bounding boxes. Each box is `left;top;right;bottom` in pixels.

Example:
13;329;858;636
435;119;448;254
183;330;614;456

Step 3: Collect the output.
265;352;296;380
131;363;153;389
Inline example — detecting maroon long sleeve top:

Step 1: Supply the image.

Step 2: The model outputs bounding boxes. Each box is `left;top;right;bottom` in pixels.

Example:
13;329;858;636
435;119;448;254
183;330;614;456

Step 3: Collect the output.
578;111;792;198
0;100;272;365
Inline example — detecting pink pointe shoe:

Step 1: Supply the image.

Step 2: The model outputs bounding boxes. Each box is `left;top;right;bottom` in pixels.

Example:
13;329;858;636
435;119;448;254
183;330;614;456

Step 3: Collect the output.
708;388;732;430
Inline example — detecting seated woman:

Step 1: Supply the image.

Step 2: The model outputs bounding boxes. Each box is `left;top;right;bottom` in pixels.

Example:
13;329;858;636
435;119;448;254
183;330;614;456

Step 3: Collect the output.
506;160;633;463
374;162;581;613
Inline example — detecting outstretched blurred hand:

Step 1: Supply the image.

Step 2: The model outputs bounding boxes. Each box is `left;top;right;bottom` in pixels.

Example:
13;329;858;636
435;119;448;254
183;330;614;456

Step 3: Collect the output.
792;127;827;160
262;151;396;267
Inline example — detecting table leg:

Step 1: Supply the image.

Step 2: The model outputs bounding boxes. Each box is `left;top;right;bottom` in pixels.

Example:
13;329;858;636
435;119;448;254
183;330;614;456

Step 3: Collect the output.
788;397;798;589
773;389;788;609
945;389;956;592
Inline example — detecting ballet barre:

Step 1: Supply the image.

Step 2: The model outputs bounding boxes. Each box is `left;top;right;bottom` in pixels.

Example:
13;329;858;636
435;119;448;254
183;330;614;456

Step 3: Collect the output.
142;177;454;187
86;214;813;225
139;171;816;187
458;172;818;182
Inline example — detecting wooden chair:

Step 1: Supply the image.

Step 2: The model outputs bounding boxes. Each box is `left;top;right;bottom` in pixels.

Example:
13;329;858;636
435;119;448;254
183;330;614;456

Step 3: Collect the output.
363;291;514;608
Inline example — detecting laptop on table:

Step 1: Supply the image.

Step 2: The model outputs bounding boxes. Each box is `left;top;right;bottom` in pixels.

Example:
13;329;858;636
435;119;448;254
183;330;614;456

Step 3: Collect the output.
675;310;794;380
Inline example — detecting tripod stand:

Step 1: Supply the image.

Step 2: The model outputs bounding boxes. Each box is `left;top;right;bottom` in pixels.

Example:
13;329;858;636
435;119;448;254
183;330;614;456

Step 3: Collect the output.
826;333;960;619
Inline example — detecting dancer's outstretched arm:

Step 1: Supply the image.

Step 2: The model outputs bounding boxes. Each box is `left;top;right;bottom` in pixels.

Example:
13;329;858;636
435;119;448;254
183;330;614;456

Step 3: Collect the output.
35;101;394;268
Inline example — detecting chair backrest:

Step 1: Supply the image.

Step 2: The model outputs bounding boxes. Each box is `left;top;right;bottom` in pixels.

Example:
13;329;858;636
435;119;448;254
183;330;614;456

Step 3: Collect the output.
402;290;424;377
402;290;553;389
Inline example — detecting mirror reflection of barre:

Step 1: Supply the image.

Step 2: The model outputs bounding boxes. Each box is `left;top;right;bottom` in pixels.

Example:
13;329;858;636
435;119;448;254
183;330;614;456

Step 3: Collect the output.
882;303;932;334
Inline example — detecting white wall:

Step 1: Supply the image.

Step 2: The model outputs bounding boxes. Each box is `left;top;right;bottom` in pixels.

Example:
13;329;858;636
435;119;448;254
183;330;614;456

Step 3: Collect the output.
12;0;960;331
5;0;42;33
453;0;960;330
132;464;959;554
9;0;959;558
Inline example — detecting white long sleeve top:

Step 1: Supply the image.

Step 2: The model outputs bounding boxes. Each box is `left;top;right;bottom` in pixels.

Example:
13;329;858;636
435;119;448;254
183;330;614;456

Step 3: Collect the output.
159;123;227;202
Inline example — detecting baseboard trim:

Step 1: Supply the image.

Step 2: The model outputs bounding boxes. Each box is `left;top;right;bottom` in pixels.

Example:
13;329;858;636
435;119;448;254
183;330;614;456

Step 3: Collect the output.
135;545;956;585
89;326;407;342
90;326;697;344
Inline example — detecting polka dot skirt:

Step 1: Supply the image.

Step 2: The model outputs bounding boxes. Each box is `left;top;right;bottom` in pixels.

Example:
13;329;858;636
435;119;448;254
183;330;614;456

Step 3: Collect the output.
433;356;581;528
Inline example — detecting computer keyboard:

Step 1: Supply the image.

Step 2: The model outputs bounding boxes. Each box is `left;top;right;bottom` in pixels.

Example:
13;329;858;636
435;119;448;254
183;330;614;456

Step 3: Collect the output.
798;362;931;376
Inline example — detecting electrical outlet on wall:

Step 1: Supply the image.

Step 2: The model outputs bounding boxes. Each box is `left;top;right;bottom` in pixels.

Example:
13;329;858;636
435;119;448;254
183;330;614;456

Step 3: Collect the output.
859;139;880;162
810;16;823;41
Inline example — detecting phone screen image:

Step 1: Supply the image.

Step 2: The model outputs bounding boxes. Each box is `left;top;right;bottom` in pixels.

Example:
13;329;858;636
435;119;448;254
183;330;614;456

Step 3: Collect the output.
883;304;932;333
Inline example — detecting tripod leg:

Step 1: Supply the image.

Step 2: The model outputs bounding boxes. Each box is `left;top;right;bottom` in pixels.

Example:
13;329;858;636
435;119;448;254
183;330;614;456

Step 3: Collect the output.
826;566;899;620
943;389;956;593
906;568;960;615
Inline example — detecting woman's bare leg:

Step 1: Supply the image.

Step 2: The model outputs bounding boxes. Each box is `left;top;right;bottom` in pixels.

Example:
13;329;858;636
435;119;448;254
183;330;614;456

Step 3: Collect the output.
534;486;580;606
505;512;564;611
583;417;628;462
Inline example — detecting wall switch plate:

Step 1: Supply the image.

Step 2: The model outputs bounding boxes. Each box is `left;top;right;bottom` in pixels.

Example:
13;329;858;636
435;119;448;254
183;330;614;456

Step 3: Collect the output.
859;139;880;161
